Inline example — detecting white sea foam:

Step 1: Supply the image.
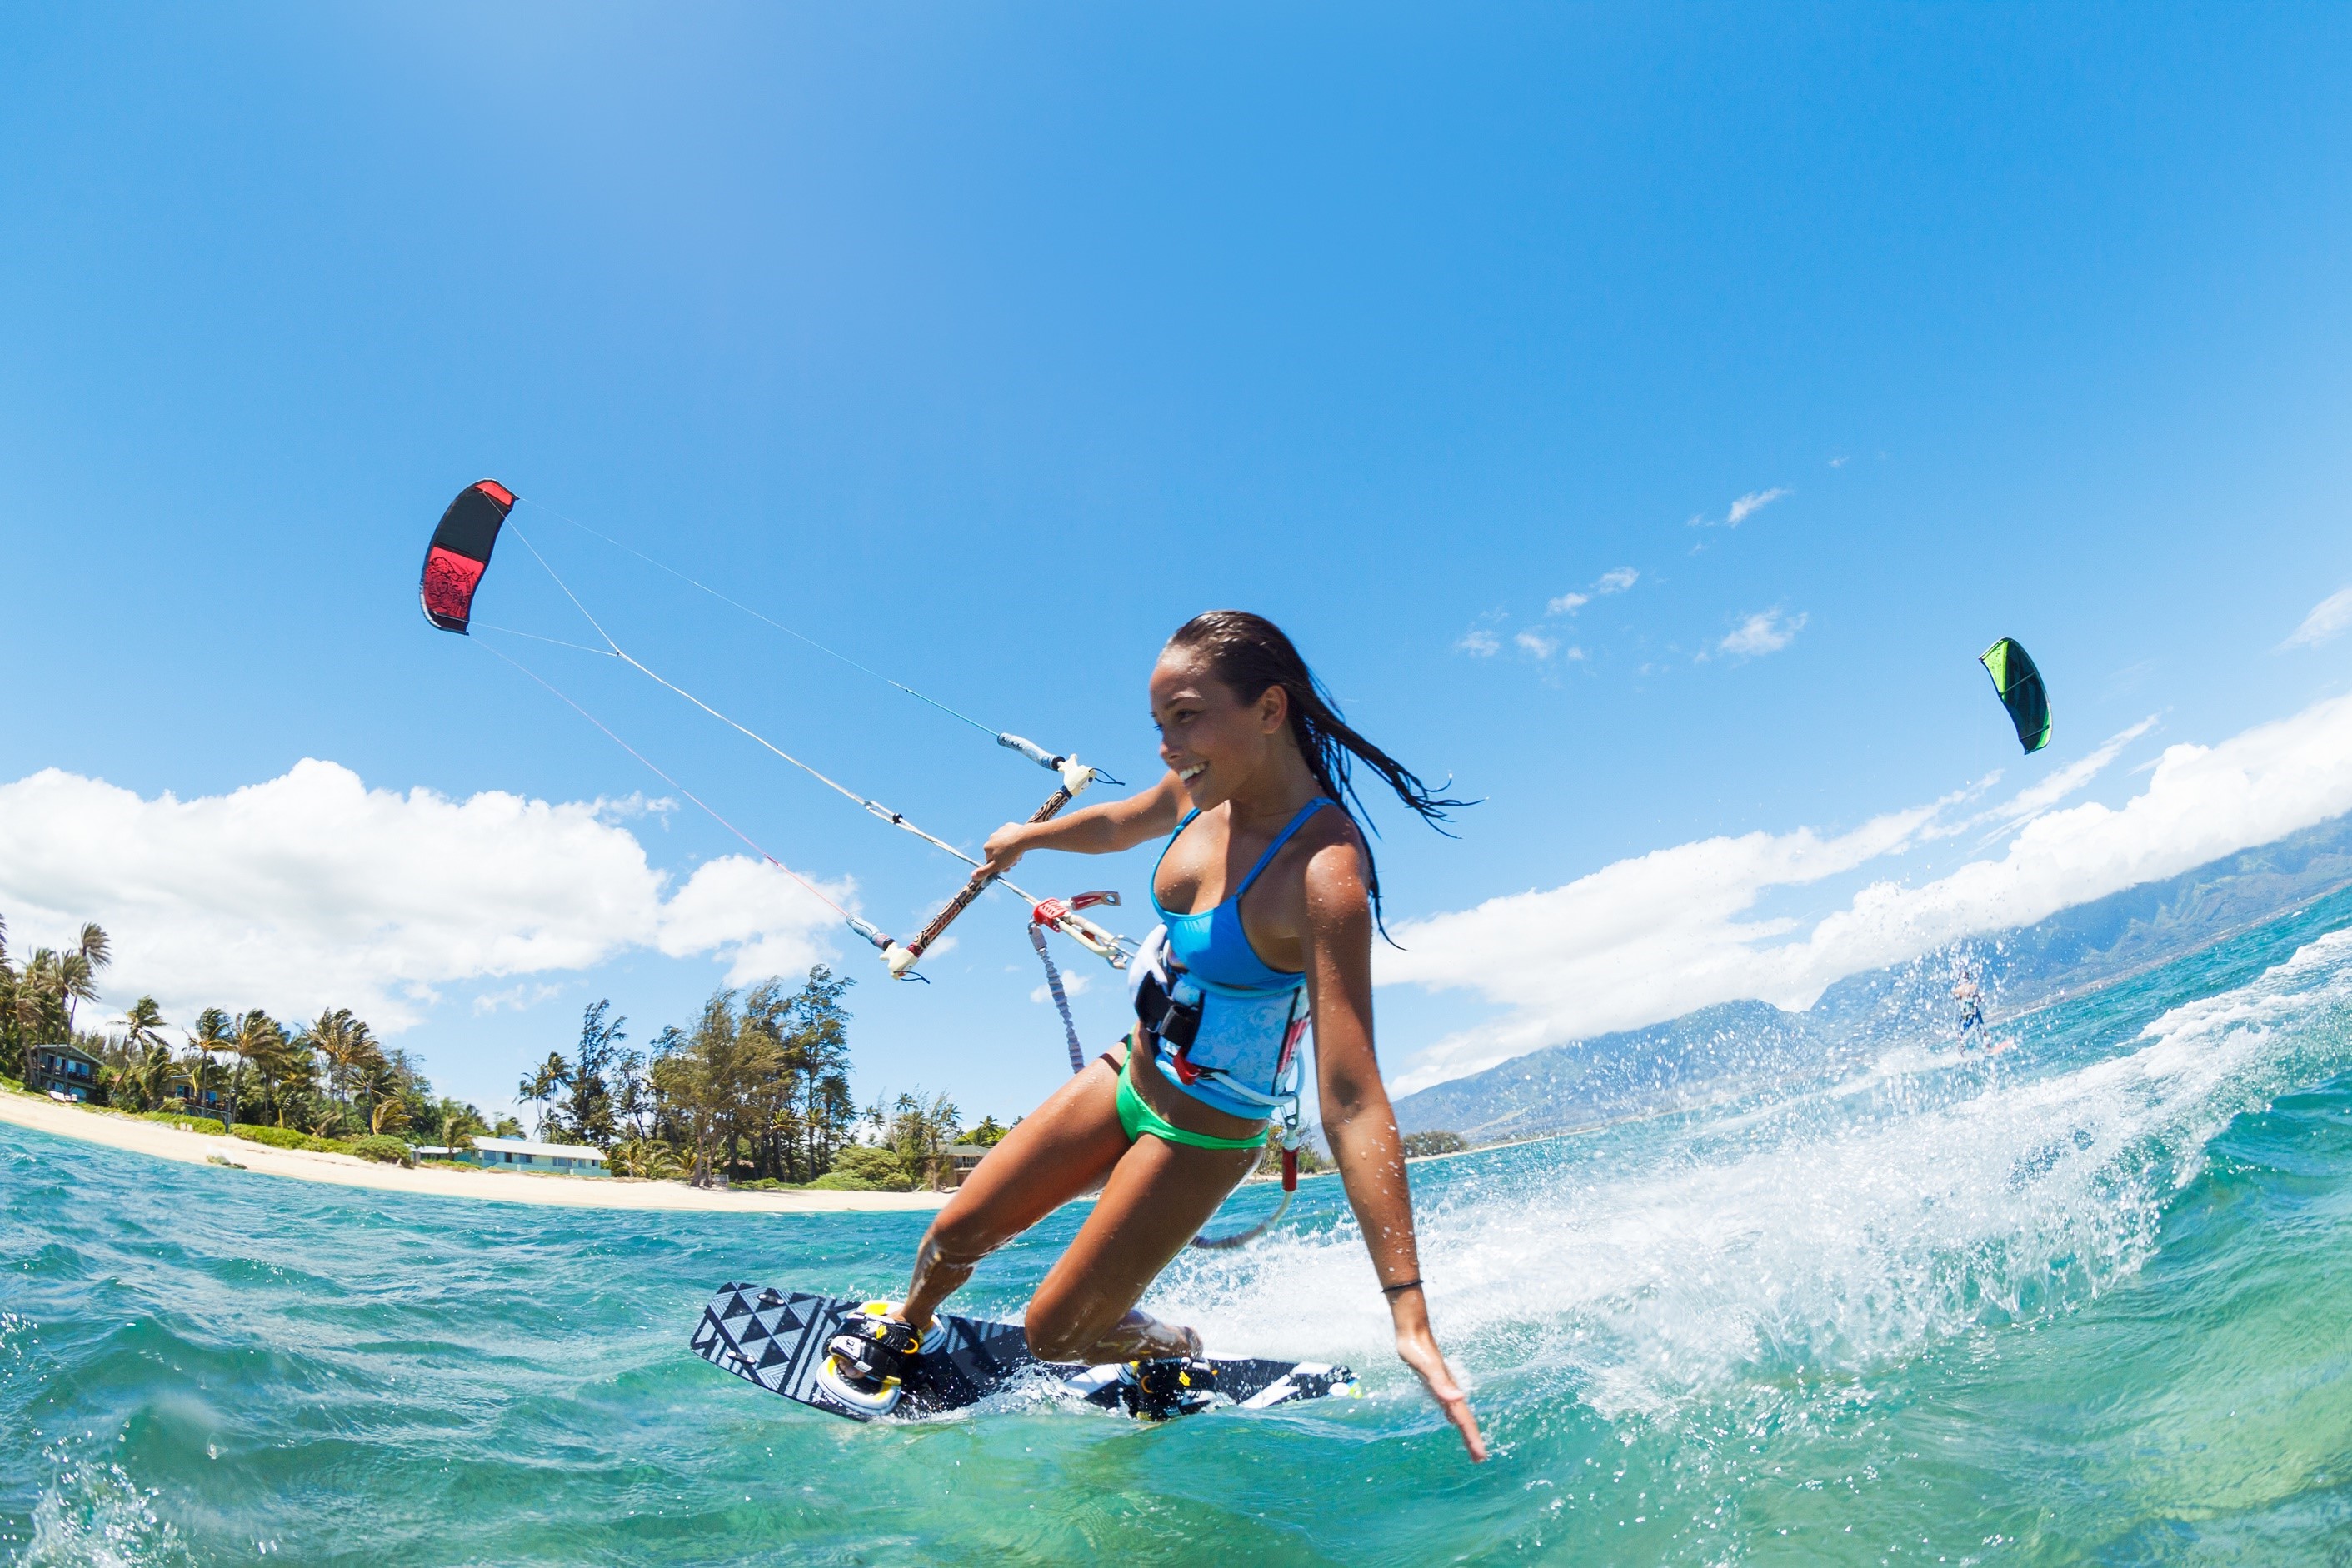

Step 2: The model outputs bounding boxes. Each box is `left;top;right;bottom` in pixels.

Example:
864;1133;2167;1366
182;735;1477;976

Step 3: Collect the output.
1155;926;2352;1424
20;1451;192;1568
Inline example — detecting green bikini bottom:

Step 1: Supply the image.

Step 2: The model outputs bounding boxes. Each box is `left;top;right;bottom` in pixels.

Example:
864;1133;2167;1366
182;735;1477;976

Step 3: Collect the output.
1114;1045;1268;1151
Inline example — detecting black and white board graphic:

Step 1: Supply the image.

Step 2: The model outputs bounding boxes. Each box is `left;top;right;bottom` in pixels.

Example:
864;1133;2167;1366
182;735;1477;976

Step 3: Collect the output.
689;1282;1359;1422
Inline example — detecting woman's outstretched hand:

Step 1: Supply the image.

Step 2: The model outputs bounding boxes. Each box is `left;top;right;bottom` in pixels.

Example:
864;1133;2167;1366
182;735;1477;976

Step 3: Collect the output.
1391;1296;1486;1461
976;822;1031;880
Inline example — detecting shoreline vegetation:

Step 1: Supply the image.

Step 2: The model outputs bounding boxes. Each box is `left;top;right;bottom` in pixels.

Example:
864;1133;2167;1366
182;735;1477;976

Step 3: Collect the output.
0;911;1001;1208
0;1081;945;1211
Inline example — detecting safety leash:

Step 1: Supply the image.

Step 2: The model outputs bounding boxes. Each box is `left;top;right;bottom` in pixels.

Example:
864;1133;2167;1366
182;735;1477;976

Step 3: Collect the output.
1026;894;1122;1073
1029;926;1086;1075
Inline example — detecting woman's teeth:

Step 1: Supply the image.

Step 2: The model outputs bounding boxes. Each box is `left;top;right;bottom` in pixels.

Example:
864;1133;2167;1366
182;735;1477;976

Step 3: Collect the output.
1179;764;1205;782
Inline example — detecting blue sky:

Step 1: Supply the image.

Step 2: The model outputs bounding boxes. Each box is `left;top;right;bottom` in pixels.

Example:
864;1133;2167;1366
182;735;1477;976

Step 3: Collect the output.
5;5;2352;1122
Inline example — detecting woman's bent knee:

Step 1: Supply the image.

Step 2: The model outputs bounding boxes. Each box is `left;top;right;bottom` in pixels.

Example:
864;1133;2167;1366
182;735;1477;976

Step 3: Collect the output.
924;1203;1012;1266
1024;1295;1106;1364
924;1182;1028;1261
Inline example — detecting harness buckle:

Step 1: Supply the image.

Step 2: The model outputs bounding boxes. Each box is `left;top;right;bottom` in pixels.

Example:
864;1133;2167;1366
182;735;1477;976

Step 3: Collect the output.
1134;970;1201;1051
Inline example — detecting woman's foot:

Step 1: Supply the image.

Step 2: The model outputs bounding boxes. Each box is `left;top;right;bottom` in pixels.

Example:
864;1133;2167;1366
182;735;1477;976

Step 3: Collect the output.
1116;1356;1217;1420
816;1302;932;1416
826;1314;924;1391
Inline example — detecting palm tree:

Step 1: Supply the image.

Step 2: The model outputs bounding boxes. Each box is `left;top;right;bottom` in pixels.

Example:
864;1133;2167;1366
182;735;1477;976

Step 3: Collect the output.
121;1041;175;1111
0;914;17;1078
518;1052;572;1141
112;996;172;1111
252;1023;313;1126
186;1008;233;1129
359;1056;411;1136
432;1099;490;1153
609;1137;683;1180
878;1089;962;1190
12;951;66;1051
120;996;167;1055
56;954;96;1029
63;923;110;1031
300;1008;377;1115
224;1010;284;1131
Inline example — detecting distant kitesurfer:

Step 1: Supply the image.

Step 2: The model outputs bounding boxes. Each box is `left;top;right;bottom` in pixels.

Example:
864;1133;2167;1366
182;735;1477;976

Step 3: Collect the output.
824;611;1488;1459
1953;966;1986;1046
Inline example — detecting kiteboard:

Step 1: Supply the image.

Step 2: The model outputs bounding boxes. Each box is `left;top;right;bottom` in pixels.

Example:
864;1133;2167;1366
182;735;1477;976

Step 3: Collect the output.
690;1282;1358;1422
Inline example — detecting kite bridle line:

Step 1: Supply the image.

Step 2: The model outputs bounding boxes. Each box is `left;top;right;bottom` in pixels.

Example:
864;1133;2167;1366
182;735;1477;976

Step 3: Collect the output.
515;496;1121;791
486;522;1135;981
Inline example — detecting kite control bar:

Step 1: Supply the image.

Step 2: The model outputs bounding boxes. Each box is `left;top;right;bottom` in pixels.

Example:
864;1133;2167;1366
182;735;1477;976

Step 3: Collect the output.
881;757;1125;979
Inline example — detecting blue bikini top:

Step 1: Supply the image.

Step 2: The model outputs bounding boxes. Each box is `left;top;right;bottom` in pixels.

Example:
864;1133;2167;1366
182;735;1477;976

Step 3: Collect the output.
1137;799;1332;1120
1151;798;1334;991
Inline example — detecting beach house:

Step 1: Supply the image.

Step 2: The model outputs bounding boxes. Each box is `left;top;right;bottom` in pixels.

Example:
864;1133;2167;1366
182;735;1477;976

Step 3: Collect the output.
27;1041;101;1101
417;1135;609;1177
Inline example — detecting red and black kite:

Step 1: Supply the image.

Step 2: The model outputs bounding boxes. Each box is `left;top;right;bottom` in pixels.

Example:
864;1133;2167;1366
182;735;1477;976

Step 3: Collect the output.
419;479;515;633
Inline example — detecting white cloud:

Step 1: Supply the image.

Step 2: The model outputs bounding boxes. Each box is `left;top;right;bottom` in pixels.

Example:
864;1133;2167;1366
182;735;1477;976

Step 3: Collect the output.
1547;567;1639;617
1692;488;1793;528
0;759;850;1034
1515;630;1558;661
1457;628;1502;657
1973;717;2158;830
2283;586;2352;649
1380;692;2352;1092
654;850;846;985
1726;488;1791;526
1717;608;1807;657
472;982;563;1016
592;793;674;823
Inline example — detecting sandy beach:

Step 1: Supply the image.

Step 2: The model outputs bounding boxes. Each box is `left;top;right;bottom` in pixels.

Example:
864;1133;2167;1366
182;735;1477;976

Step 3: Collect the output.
0;1090;947;1214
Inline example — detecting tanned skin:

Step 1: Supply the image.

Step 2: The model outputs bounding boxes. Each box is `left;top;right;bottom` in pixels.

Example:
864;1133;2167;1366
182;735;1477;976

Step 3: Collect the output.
888;647;1486;1461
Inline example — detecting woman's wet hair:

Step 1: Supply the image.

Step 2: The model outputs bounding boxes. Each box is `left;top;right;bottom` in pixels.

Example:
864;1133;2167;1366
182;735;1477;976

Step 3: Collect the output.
1164;610;1471;935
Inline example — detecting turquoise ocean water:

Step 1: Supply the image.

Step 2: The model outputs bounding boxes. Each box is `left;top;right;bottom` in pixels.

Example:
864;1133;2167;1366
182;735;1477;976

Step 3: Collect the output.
9;895;2352;1565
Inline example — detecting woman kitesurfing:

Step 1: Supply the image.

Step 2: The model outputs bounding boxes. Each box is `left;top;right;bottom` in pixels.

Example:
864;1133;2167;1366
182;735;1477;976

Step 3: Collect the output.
821;612;1489;1461
417;491;1480;1451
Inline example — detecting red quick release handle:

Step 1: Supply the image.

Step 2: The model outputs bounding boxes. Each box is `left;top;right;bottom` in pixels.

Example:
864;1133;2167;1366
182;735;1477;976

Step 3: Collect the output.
1032;890;1121;926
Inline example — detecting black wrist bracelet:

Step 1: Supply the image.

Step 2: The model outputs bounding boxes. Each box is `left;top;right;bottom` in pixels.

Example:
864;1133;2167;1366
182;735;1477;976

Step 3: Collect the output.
1380;1277;1424;1297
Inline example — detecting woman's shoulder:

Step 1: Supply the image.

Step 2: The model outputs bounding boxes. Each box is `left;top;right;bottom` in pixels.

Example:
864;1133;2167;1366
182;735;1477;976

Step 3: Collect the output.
1285;801;1367;876
1302;796;1358;837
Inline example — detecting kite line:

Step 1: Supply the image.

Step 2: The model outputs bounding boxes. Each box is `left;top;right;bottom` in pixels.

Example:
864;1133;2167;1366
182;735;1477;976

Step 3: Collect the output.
419;478;1132;988
521;494;1121;785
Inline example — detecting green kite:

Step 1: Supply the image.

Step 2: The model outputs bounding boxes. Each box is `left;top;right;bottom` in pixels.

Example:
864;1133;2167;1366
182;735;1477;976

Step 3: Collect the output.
1980;637;2050;754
